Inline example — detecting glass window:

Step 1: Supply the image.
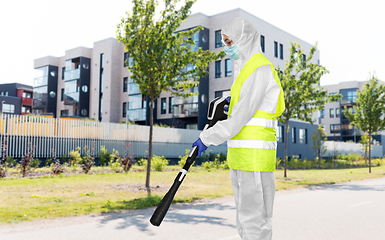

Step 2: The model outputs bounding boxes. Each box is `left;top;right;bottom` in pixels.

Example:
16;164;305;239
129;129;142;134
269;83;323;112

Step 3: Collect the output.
321;109;325;118
23;92;32;98
215;91;223;98
292;127;296;143
123;102;127;117
215;30;223;48
161;98;166;114
169;97;174;114
299;128;307;144
330;124;340;133
215;60;222;78
61;88;64;101
124;52;129;67
347;91;357;102
330;108;334;118
279;43;283;60
261;35;265;53
65;80;79;94
186;123;198;130
123;77;128;92
60;110;69;117
302;54;306;66
5;92;8;96
62;67;65;80
225;59;232;77
100;53;104;69
3;104;15;113
336;108;340;118
276;125;284;142
128;94;143;110
329;92;336;95
274;41;278;58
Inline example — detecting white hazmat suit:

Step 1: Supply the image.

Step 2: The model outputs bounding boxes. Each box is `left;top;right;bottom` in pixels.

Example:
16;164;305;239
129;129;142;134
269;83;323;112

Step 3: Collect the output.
199;18;281;240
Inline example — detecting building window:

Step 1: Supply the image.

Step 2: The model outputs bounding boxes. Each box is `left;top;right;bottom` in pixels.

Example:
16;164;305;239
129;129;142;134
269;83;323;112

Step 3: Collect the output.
215;60;222;78
122;102;127;117
22;106;31;114
5;92;8;96
292;127;296;143
123;77;128;92
169;97;174;114
186;123;198;130
124;52;129;67
330;124;340;134
336;108;340;118
302;54;306;67
261;35;265;53
299;128;307;144
321;109;325;118
60;110;69;117
2;104;15;113
225;59;232;77
161;98;166;114
279;43;283;60
329;92;336;95
62;67;65;80
215;91;223;98
277;125;284;142
347;91;357;103
330;108;334;118
274;41;278;58
23;92;32;98
215;30;223;48
61;88;64;101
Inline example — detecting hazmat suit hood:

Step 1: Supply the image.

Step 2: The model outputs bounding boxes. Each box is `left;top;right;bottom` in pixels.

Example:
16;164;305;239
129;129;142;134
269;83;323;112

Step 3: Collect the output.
222;18;261;79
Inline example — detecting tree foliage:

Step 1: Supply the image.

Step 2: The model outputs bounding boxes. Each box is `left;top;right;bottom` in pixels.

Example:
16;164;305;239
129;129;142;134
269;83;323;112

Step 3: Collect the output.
277;42;342;177
360;132;372;165
311;124;328;166
116;0;225;190
342;74;385;173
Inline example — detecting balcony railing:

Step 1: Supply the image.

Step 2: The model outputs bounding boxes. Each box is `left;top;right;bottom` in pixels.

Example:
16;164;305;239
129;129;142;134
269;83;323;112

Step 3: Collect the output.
341;129;354;136
64;92;79;105
33;98;47;108
127;108;146;122
173;103;198;118
33;76;48;87
64;68;80;81
22;97;33;106
128;83;141;95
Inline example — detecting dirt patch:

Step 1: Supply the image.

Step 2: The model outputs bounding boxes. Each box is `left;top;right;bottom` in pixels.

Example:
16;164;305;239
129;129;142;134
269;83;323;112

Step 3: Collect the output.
108;184;171;193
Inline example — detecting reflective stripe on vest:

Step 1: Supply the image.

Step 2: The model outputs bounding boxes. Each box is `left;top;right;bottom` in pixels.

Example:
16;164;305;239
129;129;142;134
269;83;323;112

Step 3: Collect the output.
227;53;285;172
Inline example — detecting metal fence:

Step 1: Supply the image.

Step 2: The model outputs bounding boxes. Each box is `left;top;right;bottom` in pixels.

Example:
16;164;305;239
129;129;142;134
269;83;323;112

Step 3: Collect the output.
0;114;227;159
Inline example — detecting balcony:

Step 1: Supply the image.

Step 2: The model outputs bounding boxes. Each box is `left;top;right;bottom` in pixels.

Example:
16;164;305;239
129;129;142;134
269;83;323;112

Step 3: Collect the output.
22;97;33;106
341;129;354;136
64;92;79;105
173;103;198;118
64;68;80;81
128;83;141;95
34;76;48;87
33;98;47;108
127;108;146;122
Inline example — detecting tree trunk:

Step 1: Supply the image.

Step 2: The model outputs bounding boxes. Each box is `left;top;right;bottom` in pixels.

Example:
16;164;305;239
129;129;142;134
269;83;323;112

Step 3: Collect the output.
284;121;289;178
364;149;367;166
146;93;154;195
368;133;372;173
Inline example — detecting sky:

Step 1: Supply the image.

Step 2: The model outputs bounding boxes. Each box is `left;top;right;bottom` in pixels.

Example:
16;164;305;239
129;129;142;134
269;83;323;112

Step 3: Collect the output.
0;0;384;88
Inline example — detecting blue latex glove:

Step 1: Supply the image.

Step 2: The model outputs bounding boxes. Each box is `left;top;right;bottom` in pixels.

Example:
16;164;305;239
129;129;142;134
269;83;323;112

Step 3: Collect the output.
192;138;208;157
224;96;231;112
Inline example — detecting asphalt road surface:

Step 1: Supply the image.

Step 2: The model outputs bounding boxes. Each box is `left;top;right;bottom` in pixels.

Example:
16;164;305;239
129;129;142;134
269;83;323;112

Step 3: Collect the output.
1;177;385;240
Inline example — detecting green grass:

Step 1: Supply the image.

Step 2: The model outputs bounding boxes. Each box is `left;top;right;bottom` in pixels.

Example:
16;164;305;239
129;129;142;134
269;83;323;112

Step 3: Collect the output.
1;165;384;224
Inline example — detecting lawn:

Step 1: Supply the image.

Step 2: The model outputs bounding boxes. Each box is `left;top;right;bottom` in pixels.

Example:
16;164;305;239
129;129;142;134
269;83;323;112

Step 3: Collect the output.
1;165;384;224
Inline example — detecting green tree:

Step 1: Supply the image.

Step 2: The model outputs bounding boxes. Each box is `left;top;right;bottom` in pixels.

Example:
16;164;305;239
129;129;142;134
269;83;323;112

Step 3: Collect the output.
311;124;328;167
342;74;385;173
360;132;372;165
277;42;342;178
117;0;225;191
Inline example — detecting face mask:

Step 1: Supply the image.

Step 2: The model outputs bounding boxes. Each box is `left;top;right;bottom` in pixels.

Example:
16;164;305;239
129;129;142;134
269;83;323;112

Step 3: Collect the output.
224;44;240;60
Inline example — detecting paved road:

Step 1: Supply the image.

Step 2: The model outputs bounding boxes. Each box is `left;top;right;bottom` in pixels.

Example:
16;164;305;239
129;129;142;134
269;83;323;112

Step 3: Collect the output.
1;177;385;240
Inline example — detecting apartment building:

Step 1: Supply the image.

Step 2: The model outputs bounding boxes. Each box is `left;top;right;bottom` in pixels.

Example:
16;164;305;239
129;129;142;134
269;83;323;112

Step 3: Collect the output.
321;80;385;155
33;8;323;160
0;83;33;115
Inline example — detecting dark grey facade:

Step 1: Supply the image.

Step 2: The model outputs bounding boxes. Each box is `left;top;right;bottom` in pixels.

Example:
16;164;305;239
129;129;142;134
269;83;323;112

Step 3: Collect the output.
0;83;33;115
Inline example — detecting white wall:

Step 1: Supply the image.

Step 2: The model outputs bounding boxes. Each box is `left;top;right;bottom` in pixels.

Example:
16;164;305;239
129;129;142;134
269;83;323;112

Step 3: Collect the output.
323;141;383;158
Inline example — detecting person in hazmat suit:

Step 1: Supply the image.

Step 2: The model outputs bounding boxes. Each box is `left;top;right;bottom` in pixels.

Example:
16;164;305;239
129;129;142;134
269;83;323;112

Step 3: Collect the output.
192;17;285;240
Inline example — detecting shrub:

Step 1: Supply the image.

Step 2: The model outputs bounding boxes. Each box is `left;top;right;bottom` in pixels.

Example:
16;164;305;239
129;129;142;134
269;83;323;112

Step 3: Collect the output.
151;155;169;172
79;142;95;174
202;161;214;171
19;142;36;177
50;149;64;175
119;141;136;172
69;147;82;165
0;137;8;178
99;146;111;166
219;160;229;170
109;150;121;172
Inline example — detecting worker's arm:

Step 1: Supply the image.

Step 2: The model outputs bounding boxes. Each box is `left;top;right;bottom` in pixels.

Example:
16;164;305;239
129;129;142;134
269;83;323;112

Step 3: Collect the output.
199;65;280;147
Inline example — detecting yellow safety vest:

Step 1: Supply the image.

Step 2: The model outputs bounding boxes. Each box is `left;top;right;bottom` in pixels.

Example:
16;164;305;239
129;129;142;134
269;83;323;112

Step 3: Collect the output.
227;53;285;172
